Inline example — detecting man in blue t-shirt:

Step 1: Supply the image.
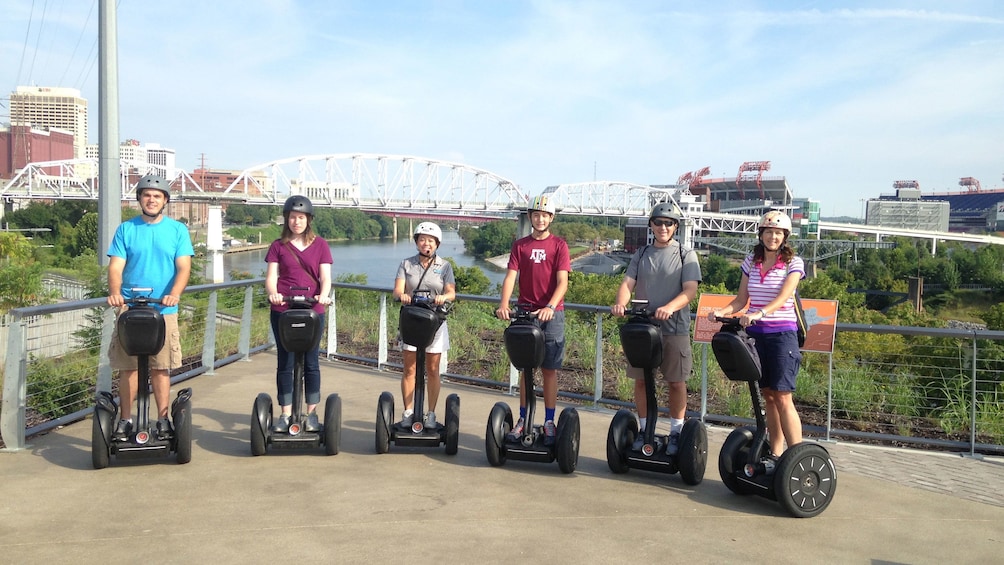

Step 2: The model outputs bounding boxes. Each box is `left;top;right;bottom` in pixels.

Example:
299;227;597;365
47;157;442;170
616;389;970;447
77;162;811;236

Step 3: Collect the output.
106;174;194;441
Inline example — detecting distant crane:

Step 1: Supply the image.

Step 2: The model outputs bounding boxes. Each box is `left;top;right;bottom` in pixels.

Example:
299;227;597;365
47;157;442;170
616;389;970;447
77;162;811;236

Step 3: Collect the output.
736;160;771;199
959;177;982;193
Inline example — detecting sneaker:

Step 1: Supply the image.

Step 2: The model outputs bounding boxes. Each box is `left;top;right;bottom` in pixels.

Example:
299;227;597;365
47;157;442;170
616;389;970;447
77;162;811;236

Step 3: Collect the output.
305;411;321;432
665;431;680;456
507;417;526;441
155;417;174;440
398;410;414;428
424;411;437;429
113;419;133;441
543;420;557;446
762;453;779;475
632;429;646;451
271;414;291;433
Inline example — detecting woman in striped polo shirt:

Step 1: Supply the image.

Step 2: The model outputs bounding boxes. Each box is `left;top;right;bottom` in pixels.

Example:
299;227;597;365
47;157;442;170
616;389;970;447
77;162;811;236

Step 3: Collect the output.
709;211;805;459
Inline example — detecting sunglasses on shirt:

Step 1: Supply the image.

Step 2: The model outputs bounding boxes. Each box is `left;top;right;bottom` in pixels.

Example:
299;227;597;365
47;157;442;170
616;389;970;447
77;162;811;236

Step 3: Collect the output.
650;219;677;228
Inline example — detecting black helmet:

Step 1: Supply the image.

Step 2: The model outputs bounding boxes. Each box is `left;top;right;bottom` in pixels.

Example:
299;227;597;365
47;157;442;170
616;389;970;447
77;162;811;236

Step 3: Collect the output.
135;175;171;201
283;195;313;216
649;201;683;224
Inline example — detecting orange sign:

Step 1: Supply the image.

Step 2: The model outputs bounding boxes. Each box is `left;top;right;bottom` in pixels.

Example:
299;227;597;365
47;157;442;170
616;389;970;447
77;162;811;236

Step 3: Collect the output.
694;294;838;353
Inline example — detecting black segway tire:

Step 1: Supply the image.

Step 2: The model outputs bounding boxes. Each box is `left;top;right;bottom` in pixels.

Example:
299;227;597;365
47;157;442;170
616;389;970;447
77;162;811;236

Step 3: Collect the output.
719;426;756;495
91;401;114;470
444;393;460;455
250;393;272;456
555;408;580;474
376;392;394;454
323;393;342;456
173;392;193;464
677;419;708;486
606;408;636;474
774;442;838;518
485;402;512;467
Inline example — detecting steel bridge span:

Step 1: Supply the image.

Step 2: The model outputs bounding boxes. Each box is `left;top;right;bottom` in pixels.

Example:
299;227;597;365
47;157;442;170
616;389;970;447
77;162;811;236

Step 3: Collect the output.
3;154;1002;251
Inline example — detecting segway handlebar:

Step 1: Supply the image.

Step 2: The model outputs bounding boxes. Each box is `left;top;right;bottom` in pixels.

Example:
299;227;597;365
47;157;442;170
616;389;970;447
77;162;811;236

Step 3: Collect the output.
123;288;163;307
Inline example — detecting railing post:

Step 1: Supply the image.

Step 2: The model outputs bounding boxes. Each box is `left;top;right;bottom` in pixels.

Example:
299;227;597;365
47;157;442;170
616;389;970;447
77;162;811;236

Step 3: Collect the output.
1;317;27;451
326;288;337;358
826;352;834;442
238;286;253;361
202;291;218;375
97;307;115;392
593;310;603;407
970;335;978;457
378;293;388;370
699;343;708;421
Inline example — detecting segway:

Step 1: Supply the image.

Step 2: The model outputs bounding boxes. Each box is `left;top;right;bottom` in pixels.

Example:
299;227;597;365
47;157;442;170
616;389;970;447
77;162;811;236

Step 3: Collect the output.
375;291;459;454
485;304;580;474
605;300;707;485
92;290;193;468
711;316;837;518
250;292;341;455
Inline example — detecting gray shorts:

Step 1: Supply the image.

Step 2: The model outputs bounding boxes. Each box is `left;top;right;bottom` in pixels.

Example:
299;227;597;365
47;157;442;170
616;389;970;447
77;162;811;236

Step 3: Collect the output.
626;334;692;383
108;310;182;371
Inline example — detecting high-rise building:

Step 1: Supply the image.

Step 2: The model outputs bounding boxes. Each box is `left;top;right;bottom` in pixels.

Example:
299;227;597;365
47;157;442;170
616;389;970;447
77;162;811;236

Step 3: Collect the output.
9;86;88;159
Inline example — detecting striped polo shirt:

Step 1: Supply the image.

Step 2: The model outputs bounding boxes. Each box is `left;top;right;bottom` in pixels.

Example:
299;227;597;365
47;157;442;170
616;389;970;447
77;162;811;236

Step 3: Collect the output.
740;253;805;335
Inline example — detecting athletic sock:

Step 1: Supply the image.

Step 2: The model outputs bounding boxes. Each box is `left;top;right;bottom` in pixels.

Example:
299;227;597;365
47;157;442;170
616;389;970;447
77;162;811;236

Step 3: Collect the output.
545;408;555;422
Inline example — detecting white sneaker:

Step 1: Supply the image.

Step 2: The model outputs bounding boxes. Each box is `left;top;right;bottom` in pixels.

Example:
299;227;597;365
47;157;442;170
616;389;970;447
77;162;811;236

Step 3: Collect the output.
398;410;413;427
424;411;437;428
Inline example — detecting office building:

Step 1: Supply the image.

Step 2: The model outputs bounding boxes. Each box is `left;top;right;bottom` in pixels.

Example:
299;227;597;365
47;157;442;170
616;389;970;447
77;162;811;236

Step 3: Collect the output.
9;86;88;159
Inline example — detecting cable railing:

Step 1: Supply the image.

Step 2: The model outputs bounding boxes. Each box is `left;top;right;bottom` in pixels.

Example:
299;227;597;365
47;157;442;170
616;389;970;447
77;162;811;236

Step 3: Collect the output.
3;279;1003;455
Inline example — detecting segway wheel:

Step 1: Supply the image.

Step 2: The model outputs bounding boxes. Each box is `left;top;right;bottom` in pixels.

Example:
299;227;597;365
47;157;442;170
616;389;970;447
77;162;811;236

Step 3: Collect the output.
91;405;114;470
605;409;635;474
718;426;756;495
774;442;838;518
323;393;342;456
250;393;272;456
677;419;708;486
485;402;512;467
173;391;193;464
444;393;460;456
375;392;394;454
555;407;580;474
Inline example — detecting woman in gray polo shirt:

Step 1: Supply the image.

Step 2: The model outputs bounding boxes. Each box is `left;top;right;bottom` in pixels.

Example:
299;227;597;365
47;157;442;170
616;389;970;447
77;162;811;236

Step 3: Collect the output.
391;222;457;429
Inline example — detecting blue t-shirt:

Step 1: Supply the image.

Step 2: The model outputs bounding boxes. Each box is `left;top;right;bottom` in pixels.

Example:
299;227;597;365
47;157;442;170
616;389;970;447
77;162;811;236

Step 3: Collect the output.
107;216;195;314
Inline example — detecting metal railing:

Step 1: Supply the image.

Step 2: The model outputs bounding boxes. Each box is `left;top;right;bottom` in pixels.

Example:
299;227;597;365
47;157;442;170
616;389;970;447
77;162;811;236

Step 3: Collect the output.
3;279;1003;455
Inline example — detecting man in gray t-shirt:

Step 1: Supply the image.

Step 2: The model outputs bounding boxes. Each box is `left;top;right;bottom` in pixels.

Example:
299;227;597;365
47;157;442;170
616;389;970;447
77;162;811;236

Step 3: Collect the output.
611;202;702;454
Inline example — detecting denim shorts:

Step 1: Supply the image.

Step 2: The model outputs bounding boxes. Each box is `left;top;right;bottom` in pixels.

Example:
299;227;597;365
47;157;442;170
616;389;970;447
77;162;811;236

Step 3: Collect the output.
751;330;802;392
539;310;566;370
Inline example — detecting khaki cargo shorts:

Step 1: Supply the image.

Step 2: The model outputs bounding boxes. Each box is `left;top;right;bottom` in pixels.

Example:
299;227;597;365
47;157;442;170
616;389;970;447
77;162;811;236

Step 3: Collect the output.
108;310;182;371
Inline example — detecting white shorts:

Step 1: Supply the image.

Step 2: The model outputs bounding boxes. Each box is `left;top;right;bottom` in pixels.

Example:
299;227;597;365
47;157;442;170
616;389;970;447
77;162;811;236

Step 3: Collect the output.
400;321;450;354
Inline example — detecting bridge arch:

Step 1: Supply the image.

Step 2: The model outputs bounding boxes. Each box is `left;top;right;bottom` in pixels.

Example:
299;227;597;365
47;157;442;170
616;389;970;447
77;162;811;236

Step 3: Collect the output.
221;153;528;214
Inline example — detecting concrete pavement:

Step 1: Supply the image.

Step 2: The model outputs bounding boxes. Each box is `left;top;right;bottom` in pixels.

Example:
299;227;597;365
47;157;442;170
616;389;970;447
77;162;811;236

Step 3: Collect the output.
1;352;1002;564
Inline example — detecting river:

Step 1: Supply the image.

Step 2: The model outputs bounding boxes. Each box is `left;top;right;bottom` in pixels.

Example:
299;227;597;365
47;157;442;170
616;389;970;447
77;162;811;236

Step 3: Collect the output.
215;229;508;288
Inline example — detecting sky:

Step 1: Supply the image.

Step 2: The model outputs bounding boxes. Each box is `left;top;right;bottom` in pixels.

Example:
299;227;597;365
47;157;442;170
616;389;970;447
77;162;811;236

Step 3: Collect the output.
3;1;1003;218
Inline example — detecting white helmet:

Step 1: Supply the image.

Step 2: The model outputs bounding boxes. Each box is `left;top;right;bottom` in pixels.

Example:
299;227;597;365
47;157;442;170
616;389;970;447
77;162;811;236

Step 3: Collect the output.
759;210;792;234
413;222;442;245
527;194;556;215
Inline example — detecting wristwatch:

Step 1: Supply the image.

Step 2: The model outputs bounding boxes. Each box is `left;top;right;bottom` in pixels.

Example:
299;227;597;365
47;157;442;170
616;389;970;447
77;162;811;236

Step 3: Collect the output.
546;304;555;310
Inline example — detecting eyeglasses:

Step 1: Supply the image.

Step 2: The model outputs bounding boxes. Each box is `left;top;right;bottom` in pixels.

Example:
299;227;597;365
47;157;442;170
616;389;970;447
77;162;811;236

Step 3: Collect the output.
651;219;676;228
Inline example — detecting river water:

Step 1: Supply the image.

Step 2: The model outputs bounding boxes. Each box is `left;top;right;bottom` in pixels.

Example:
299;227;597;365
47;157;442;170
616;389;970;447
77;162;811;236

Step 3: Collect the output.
215;229;508;287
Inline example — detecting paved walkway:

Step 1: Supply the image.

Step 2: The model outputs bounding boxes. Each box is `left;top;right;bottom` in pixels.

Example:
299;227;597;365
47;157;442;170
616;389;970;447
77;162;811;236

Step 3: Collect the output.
2;353;1002;564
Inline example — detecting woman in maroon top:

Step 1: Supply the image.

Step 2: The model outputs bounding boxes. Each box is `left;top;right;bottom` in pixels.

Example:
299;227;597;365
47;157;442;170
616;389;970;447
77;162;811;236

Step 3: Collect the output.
264;196;333;433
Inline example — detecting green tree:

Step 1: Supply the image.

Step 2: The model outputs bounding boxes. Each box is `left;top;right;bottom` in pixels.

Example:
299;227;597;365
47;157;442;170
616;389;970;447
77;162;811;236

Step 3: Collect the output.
0;232;54;310
447;258;491;296
460;220;516;259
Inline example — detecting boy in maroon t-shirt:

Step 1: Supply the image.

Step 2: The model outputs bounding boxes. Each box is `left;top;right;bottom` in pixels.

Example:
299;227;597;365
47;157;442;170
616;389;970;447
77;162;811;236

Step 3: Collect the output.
496;194;570;446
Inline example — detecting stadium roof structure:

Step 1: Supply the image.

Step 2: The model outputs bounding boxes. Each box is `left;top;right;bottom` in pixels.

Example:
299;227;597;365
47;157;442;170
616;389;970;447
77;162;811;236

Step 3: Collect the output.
687;176;793;206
